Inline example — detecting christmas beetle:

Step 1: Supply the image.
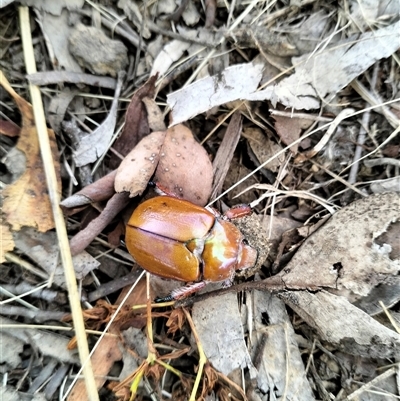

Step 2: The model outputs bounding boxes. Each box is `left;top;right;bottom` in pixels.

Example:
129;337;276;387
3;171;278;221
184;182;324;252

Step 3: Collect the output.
125;196;258;300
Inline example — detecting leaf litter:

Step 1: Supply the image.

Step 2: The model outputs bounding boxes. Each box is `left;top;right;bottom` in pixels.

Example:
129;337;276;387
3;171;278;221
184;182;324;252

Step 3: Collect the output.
0;70;61;232
0;1;399;400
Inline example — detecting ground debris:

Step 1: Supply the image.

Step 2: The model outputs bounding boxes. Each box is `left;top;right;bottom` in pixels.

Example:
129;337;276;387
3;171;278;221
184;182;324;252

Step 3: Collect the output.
1;1;399;400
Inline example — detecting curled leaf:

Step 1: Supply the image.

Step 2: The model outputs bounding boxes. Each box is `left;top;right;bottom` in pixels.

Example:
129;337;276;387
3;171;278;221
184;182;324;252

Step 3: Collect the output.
114;130;167;197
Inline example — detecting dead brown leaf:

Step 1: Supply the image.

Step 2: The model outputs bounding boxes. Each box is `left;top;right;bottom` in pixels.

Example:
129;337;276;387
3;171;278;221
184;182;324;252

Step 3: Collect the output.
110;75;157;169
211;112;242;199
273;115;313;154
166;308;186;334
243;126;285;172
114;130;167;197
116;124;213;205
155;124;213;206
0;120;20;137
1;70;61;232
0;223;14;262
222;158;259;205
107;220;126;248
141;97;166;132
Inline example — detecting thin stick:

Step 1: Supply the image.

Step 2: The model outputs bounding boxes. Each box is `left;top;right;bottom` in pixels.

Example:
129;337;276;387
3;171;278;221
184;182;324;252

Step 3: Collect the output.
18;7;99;401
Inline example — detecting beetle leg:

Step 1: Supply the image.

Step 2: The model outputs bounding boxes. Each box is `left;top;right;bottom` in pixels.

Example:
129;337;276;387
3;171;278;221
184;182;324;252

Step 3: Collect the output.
223;204;252;220
155;281;207;302
222;267;236;288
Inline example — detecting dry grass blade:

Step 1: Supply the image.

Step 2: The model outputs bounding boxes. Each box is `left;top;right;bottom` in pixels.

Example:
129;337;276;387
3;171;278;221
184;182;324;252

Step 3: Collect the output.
351;79;399;129
182;308;208;401
211;100;400;207
18;6;98;401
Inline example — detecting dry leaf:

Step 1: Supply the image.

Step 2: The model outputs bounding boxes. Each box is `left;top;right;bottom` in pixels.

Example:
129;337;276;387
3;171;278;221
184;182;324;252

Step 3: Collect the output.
14;227;99;288
222;158;259;205
107;220;125;248
167;61;263;126
250;291;315;398
261;214;303;260
0;224;14;262
248;21;400;109
1;70;61;232
229;26;297;56
141;97;166;132
115;130;167;197
40;10;83;72
350;0;383;30
19;0;85;16
265;192;400;300
117;0;151;39
47;87;78;133
0;120;20;137
1;316;79;363
370;176;400;193
287;10;330;54
279;291;400;358
73;72;124;167
0;332;23;372
192;292;254;376
151;39;191;77
354;276;400;316
149;276;184;300
211;112;242;199
273;115;313;154
69;192;130;256
69;24;128;77
243;127;285;172
110;75;157;169
155;124;213;206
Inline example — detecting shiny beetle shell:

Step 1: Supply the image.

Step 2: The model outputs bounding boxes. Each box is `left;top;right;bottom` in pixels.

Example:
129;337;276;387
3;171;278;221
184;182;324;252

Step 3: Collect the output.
125;196;258;283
